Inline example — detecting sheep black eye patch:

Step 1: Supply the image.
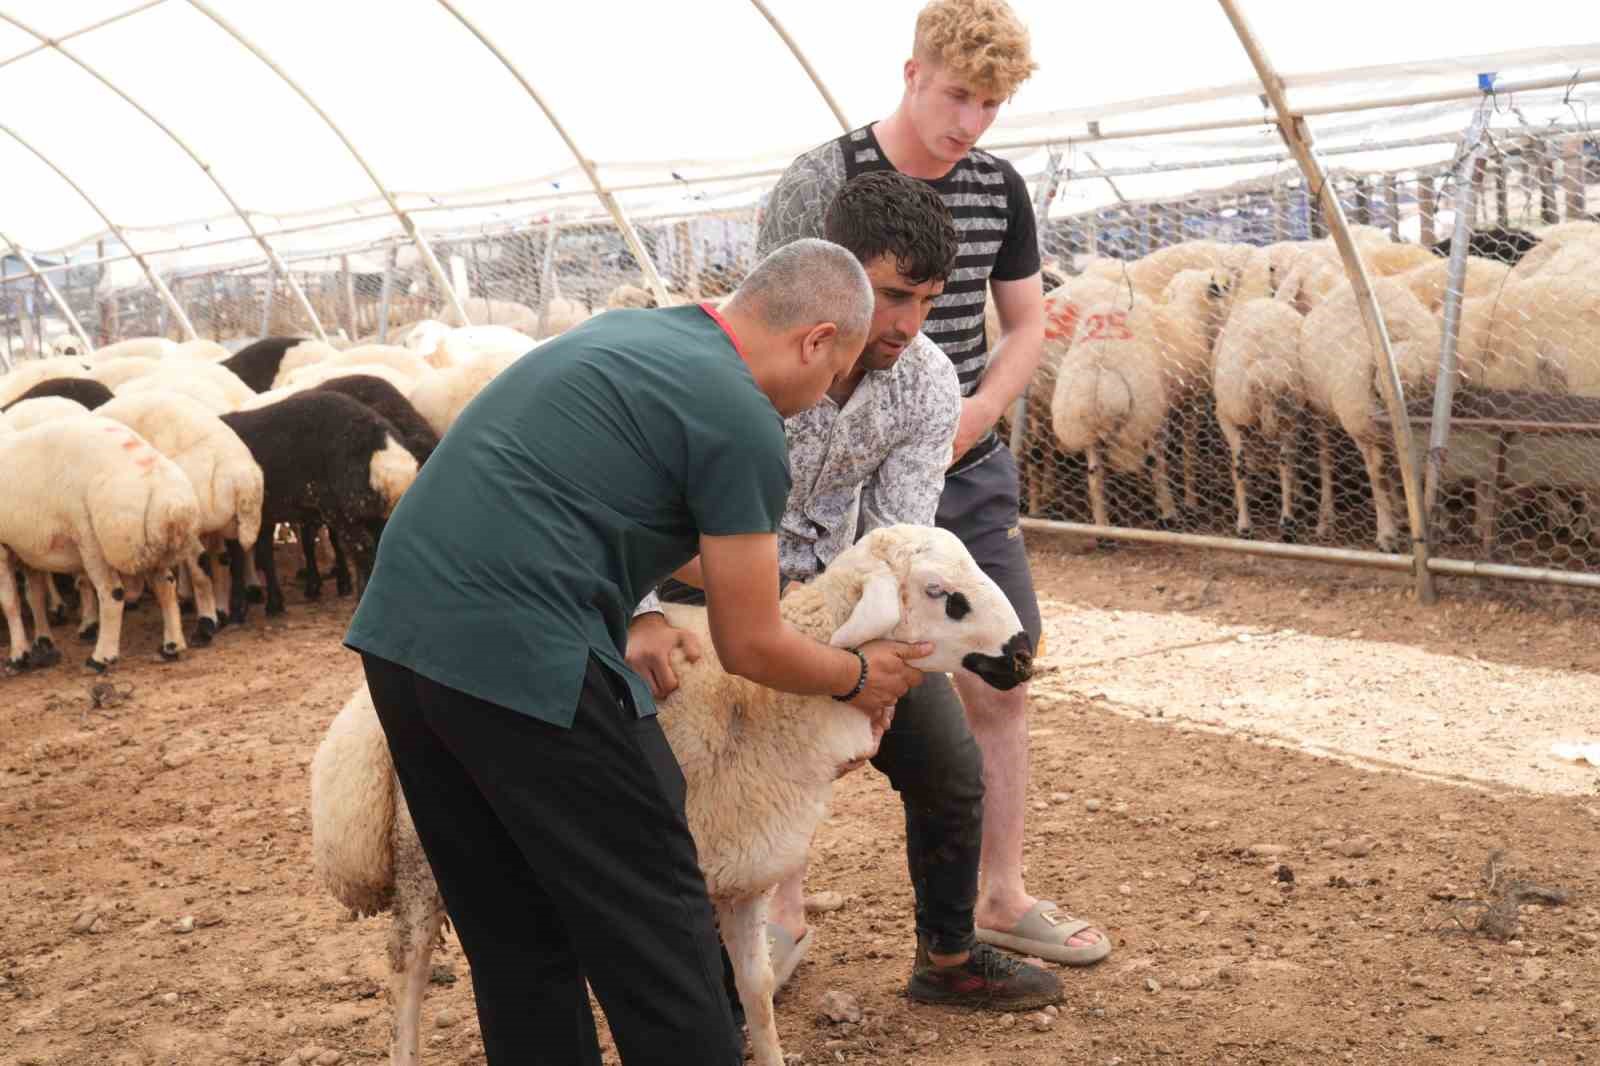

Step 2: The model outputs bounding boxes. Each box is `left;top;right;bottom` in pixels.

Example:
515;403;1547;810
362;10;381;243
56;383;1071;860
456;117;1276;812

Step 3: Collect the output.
944;591;972;620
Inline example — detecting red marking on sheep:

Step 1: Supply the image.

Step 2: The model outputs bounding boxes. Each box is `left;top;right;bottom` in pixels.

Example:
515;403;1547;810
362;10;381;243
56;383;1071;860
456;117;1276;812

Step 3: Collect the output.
121;438;141;450
1084;311;1133;341
1044;302;1080;342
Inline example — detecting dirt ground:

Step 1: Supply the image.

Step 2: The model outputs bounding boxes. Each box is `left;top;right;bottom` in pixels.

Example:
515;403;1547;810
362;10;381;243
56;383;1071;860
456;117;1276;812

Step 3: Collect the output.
3;537;1599;1066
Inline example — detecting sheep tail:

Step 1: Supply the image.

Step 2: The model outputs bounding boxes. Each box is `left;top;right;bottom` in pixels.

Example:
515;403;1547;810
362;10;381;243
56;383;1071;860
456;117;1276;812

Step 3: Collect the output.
310;686;398;917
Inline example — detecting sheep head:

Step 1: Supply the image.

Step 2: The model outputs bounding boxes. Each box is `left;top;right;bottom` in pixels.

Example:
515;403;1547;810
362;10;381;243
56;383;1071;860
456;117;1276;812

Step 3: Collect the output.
825;525;1033;691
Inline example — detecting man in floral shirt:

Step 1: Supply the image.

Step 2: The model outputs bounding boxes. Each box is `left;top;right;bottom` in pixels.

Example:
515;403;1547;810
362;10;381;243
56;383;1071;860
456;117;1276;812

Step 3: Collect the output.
628;170;1061;1012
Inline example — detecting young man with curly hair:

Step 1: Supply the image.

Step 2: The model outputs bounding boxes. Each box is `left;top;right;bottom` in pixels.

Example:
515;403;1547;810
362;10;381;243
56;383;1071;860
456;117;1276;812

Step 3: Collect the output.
754;0;1112;980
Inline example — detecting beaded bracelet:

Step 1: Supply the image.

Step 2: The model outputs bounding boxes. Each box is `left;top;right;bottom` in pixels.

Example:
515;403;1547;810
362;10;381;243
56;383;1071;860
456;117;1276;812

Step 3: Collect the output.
831;647;869;703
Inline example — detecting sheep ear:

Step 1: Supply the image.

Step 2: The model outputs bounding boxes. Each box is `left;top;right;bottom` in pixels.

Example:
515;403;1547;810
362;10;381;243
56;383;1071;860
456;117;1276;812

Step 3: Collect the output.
829;570;902;649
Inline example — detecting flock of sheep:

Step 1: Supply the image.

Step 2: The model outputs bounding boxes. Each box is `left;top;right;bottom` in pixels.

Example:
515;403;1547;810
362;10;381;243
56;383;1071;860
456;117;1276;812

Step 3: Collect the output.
1019;219;1600;552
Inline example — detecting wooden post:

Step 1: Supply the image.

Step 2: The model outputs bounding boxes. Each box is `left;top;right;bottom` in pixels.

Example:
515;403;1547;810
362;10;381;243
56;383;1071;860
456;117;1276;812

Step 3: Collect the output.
1385;174;1401;240
1536;142;1558;225
340;255;355;340
1494;158;1509;224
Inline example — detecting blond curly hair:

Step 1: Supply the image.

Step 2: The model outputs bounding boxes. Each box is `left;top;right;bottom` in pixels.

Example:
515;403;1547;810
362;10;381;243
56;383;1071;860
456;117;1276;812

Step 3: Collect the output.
913;0;1038;100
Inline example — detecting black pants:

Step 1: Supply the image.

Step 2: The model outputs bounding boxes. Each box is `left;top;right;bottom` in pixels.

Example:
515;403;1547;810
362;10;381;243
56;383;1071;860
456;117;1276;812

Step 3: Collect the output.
361;651;740;1066
657;580;985;958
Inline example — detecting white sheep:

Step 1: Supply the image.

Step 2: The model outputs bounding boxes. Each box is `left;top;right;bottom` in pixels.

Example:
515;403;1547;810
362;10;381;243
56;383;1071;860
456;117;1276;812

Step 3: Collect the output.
1509;221;1600;280
89;336;178;362
1154;268;1238;514
1398;255;1513;315
270;339;340;389
95;390;265;644
1049;294;1175;528
537;295;590;339
0;415;202;670
2;395;89;430
1299;278;1442;551
172;338;233;362
89;356;165;391
310;524;1033;1066
458;295;540;336
280;361;420;396
1213;291;1308;540
115;371;234;415
405;352;522;437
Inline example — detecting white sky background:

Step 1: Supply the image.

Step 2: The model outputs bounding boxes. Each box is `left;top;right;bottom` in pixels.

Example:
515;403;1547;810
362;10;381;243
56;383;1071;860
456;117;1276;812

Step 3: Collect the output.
0;0;1595;257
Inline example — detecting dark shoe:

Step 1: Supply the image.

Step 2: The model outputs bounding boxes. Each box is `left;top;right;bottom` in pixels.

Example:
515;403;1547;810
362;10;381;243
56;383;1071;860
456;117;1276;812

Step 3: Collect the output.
906;940;1063;1011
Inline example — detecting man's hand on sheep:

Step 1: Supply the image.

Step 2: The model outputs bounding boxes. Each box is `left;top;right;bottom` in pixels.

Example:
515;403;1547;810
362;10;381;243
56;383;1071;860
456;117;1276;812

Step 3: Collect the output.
626;612;703;699
851;640;932;719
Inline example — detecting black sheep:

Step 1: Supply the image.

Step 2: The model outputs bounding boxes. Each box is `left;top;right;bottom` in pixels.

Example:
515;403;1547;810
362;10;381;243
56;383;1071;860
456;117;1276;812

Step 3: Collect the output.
1429;225;1541;266
296;374;440;599
218;391;417;620
1;376;114;411
219;336;312;393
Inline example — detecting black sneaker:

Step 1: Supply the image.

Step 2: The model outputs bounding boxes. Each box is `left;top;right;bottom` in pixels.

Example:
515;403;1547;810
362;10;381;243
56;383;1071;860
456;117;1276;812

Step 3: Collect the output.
906;940;1063;1011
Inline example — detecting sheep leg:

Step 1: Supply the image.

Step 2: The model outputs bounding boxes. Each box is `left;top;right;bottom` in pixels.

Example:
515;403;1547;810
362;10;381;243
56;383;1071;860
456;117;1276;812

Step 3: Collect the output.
1219;418;1251;538
299;521;323;601
151;569;186;661
205;535;233;623
388;792;446;1066
45;574;67;627
1150;424;1180;529
330;526;355;598
1315;422;1336;540
77;575;100;644
718;891;783;1066
1086;444;1110;528
1357;440;1400;553
77;543;125;672
1180;404;1201;514
21;569;61;667
175;560;194;613
1277;425;1300;544
186;549;219;646
254;535;286;617
225;538;251;625
0;553;32;669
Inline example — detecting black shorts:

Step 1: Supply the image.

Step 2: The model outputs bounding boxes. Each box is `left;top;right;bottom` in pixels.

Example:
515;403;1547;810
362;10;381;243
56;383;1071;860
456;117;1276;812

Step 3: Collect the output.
936;446;1042;651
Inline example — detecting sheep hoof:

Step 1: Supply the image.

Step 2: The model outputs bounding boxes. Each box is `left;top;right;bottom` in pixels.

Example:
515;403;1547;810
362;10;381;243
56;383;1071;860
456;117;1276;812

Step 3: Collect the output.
159;642;181;662
245;586;265;604
85;656;113;674
303;584;321;602
335;579;353;598
7;652;32;673
192;618;217;646
1094;537;1121;552
265;600;286;617
47;605;68;626
78;623;99;644
215;608;231;628
30;638;60;669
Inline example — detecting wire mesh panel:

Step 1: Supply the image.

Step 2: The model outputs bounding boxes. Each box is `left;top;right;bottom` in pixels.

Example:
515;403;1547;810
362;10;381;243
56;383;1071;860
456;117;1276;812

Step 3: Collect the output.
1020;101;1600;587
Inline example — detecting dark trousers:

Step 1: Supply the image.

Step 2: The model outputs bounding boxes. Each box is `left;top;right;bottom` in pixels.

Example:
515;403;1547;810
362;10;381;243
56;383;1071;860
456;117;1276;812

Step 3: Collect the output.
361;651;740;1066
656;580;985;960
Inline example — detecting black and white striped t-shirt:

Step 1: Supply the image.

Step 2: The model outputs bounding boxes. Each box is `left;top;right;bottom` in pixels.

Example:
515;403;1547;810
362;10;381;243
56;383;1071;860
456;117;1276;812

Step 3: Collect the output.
756;124;1040;465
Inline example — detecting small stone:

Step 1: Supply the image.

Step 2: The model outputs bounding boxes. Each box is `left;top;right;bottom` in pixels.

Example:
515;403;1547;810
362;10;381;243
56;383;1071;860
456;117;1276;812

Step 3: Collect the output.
1506;940;1525;954
804;891;845;915
1177;975;1205;991
161;750;192;770
1332;836;1375;858
915;1028;939;1046
1473;1025;1487;1036
315;1053;343;1066
819;989;861;1024
172;916;195;934
1579;932;1598;946
1203;819;1223;830
1194;910;1212;925
1247;844;1285;858
1033;800;1049;812
1144;977;1161;993
434;1009;460;1029
1521;960;1547;982
159;991;178;1005
1118;883;1133;897
1561;1000;1577;1016
1050;792;1071;803
997;1013;1016;1029
1027;1011;1054;1032
1085;799;1102;812
1044;1005;1059;1017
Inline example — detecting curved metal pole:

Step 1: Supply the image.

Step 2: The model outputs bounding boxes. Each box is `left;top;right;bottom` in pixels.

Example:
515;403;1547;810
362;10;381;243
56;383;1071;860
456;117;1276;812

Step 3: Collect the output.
748;0;851;133
1217;0;1435;603
0;12;328;343
0;120;197;340
183;0;469;326
0;232;93;352
435;0;671;307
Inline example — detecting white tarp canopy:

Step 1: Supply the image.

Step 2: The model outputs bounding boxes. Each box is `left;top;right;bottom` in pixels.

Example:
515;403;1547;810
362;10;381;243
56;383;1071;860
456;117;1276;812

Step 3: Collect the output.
0;0;1596;268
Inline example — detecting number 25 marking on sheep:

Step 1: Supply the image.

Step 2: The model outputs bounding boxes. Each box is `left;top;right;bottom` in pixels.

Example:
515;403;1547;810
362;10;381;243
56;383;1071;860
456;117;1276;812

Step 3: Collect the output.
1085;311;1133;341
1043;303;1079;342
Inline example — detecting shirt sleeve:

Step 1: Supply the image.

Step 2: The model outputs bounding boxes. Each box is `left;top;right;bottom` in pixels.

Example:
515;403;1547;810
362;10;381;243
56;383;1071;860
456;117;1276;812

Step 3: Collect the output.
990;160;1043;283
858;339;962;534
632;587;663;618
756;144;843;258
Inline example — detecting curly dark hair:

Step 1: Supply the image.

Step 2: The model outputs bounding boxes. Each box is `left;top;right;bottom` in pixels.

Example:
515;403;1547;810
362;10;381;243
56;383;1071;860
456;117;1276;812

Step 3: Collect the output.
823;171;959;286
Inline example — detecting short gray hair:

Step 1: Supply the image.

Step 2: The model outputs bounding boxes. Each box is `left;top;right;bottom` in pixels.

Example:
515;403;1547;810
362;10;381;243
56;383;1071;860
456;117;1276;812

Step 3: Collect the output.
729;238;873;342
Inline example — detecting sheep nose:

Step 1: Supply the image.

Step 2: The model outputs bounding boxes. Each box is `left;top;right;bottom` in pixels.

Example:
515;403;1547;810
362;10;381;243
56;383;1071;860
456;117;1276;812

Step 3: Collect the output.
1005;632;1034;681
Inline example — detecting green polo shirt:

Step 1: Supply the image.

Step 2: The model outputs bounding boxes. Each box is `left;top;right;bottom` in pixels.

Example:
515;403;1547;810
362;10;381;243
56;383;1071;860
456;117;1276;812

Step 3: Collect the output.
344;304;790;726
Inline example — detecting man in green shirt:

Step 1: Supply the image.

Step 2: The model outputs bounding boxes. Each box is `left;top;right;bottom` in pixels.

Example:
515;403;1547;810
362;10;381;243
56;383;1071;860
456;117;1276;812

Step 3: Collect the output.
344;238;932;1066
